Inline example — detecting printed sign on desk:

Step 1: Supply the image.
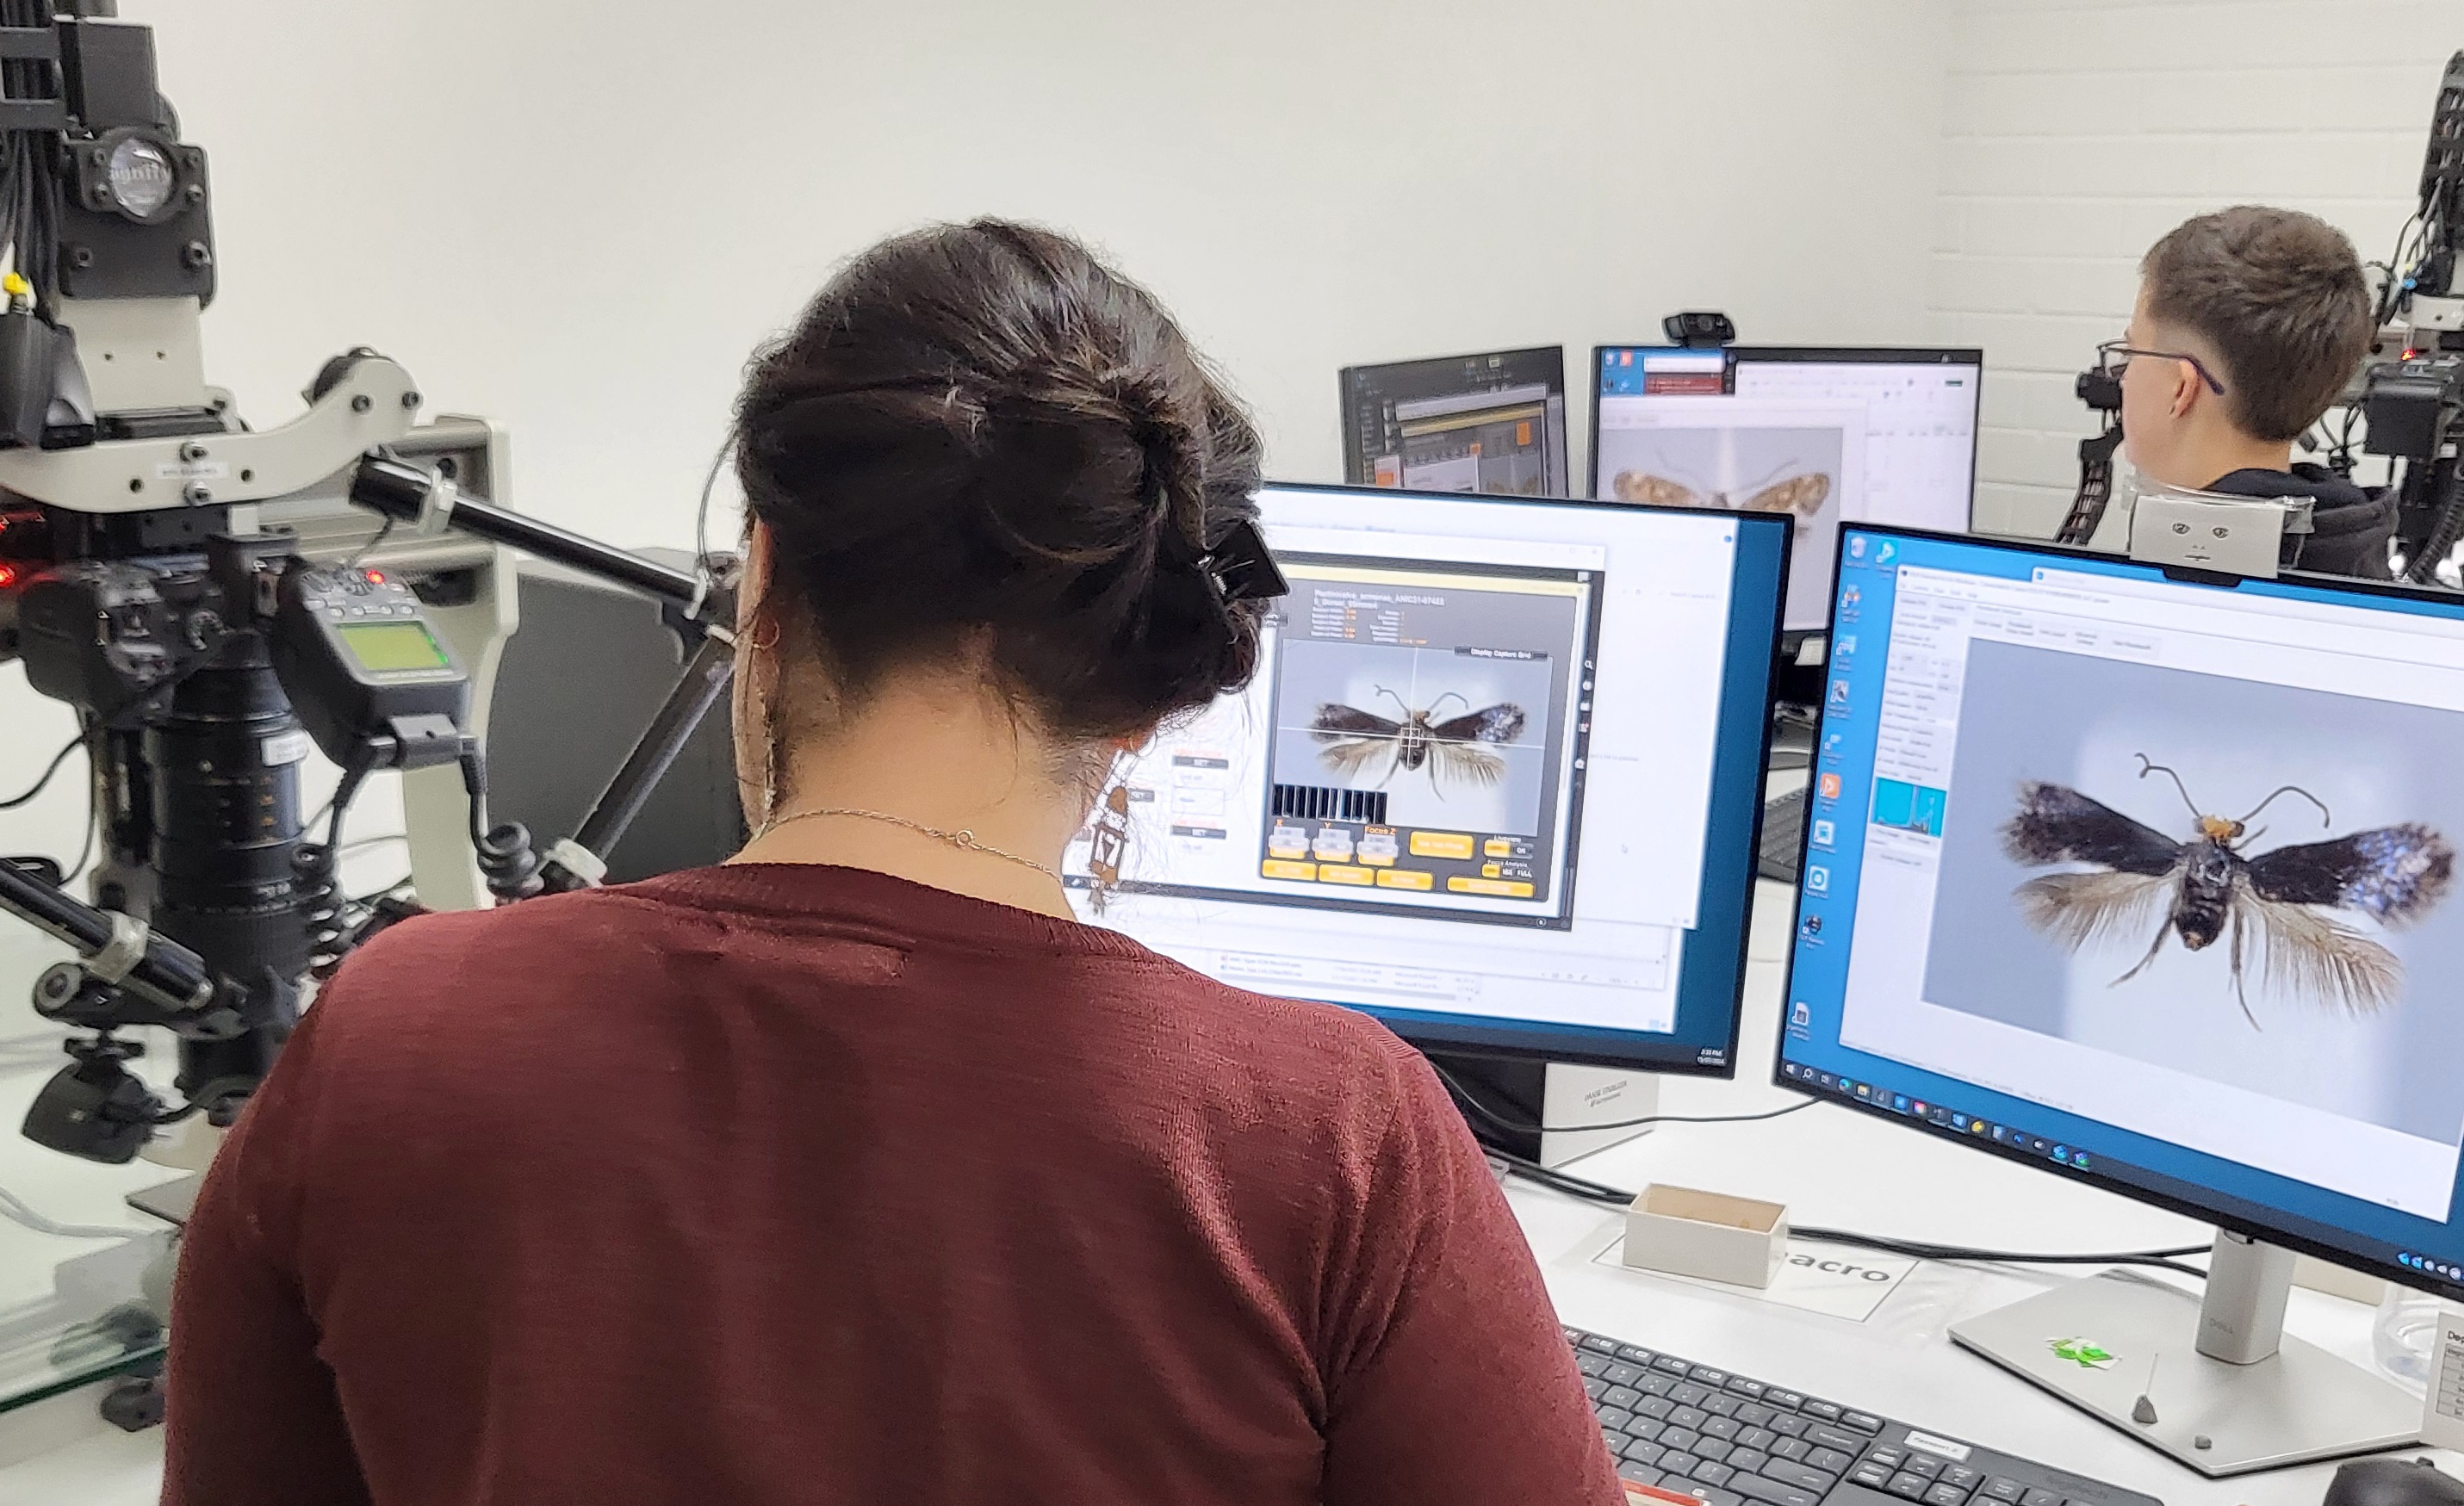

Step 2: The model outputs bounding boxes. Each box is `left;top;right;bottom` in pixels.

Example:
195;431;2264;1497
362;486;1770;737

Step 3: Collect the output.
1589;1232;1918;1323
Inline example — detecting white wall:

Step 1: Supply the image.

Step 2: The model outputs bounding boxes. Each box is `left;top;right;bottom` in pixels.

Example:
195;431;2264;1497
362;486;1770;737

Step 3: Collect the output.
1927;0;2460;538
1;0;1955;860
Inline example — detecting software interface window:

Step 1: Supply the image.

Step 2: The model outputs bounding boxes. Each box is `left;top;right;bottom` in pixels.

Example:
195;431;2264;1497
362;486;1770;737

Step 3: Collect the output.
1593;349;1979;632
1788;531;2464;1269
1341;349;1570;498
1068;486;1775;1061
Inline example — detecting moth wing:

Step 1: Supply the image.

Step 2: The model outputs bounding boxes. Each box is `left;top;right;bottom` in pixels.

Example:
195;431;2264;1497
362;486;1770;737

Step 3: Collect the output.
1745;473;1832;516
2002;782;2183;875
2245;824;2455;929
1314;736;1394;779
1429;703;1525;744
2012;869;2175;953
1615;472;1700;507
2234;883;2402;1015
1427;741;1507;788
1312;703;1400;741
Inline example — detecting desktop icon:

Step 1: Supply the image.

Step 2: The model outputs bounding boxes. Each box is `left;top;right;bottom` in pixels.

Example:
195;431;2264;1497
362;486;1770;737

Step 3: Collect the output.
2053;1146;2070;1164
1791;1001;1813;1028
1911;1100;1927;1116
1834;635;1856;661
2073;1153;2090;1171
1828;679;1852;708
1893;1094;1910;1112
1875;542;1897;566
1849;536;1867;560
1818;773;1842;800
1819;1073;1836;1088
1810;818;1835;848
1822;733;1843;759
1856;1084;1871;1098
1840;585;1861;614
1990;1125;2007;1142
1799;914;1823;939
1804;865;1830;895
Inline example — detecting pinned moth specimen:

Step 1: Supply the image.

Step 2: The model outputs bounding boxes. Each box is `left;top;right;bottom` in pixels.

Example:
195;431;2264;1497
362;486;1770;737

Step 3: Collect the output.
2002;754;2454;1026
1311;688;1525;796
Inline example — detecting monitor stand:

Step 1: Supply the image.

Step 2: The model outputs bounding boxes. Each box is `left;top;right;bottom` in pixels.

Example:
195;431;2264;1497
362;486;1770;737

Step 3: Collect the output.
1427;1051;1660;1168
1949;1230;2421;1477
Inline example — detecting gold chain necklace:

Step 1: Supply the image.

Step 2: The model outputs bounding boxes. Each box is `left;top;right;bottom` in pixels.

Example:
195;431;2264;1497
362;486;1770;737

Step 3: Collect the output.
754;807;1062;880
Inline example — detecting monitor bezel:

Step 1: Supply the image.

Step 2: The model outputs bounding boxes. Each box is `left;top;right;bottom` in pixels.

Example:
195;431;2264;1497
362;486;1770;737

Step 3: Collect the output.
1772;519;2464;1303
1215;478;1794;1079
1337;345;1571;493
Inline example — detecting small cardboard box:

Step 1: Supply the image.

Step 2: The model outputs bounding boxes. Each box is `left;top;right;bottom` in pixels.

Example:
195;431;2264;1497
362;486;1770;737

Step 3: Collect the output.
1623;1183;1788;1289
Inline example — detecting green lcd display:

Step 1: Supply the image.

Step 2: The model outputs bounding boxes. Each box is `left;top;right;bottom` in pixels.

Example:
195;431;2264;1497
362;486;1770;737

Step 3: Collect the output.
336;620;451;673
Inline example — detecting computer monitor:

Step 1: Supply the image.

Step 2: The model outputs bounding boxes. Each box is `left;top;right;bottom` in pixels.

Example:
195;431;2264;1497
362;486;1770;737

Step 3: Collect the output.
1780;523;2463;1472
1065;481;1790;1077
1589;345;1981;634
1339;347;1569;497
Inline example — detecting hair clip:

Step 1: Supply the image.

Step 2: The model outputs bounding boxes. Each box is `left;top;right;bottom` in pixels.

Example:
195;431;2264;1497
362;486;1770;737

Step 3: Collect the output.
1202;518;1288;604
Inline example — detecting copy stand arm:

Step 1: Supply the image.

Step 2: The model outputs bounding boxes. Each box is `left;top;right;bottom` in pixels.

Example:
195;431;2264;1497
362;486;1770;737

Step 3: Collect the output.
348;456;740;896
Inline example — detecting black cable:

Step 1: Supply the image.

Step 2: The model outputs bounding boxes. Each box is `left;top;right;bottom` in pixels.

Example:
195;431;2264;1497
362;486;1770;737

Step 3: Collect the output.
1433;1059;1814;1136
1487;1147;2212;1280
0;733;79;810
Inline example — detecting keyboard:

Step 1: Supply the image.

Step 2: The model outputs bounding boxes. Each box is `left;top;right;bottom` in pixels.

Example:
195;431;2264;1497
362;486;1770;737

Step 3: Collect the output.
1564;1325;2161;1506
1758;786;1808;884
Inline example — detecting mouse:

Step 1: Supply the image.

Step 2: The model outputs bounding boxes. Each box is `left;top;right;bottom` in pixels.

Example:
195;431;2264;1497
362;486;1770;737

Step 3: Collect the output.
2324;1459;2464;1506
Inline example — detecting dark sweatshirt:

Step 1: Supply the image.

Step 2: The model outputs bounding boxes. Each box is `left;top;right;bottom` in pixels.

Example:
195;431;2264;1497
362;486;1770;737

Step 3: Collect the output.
2206;464;2395;579
162;864;1623;1506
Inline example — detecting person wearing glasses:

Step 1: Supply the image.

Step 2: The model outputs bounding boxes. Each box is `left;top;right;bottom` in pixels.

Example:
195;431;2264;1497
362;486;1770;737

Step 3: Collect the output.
2096;205;2390;578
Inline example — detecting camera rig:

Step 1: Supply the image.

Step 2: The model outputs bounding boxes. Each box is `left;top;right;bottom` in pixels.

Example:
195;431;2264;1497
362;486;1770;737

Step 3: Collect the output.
2058;51;2464;566
2367;50;2464;580
0;6;735;1162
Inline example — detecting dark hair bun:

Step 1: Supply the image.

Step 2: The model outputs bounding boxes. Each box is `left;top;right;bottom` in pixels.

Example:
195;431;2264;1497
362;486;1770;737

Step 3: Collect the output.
736;219;1265;741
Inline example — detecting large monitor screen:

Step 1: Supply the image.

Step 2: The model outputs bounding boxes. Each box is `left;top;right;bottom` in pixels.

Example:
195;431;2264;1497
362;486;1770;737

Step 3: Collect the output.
1067;483;1791;1075
1591;346;1980;634
1341;347;1570;498
1780;524;2464;1297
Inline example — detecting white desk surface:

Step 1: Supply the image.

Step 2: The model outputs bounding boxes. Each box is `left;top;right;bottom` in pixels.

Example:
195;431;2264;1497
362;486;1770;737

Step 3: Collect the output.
0;881;2455;1504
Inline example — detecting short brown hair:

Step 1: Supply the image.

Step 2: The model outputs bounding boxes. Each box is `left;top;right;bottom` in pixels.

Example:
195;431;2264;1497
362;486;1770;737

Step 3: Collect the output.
2140;206;2373;443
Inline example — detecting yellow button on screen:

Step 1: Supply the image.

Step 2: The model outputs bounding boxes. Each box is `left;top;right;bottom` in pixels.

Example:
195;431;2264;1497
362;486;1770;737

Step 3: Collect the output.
1410;832;1475;859
1261;859;1317;882
1318;865;1374;887
1446;877;1536;897
1483;838;1515;858
1481;862;1502;878
1375;870;1435;890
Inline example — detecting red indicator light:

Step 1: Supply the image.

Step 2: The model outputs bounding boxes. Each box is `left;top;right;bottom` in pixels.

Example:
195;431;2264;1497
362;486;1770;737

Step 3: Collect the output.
364;569;387;585
0;563;16;591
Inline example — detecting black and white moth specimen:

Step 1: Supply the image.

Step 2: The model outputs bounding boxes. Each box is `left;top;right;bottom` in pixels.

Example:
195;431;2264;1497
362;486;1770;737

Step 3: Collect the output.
1310;688;1525;795
2001;754;2454;1026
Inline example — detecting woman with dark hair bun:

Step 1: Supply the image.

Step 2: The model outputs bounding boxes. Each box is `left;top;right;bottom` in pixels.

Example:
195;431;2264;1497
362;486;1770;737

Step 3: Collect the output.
163;220;1622;1506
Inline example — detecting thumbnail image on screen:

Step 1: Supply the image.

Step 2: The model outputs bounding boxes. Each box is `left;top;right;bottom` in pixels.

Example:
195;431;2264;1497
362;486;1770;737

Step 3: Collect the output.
1341;348;1570;498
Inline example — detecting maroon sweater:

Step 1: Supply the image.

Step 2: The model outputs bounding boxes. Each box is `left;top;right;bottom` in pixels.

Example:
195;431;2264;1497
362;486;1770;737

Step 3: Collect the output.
164;865;1621;1505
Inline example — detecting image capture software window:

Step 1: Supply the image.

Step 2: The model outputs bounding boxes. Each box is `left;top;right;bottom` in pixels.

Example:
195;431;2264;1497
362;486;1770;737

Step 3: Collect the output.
1787;529;2464;1267
1069;485;1784;1065
1592;349;1978;632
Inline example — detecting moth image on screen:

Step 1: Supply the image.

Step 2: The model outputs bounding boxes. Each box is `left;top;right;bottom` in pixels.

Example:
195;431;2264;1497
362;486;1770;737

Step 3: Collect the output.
2000;753;2456;1027
1251;554;1597;925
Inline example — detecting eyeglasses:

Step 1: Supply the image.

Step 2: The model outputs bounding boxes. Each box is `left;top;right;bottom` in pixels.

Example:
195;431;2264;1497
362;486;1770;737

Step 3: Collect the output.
2096;340;2226;395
